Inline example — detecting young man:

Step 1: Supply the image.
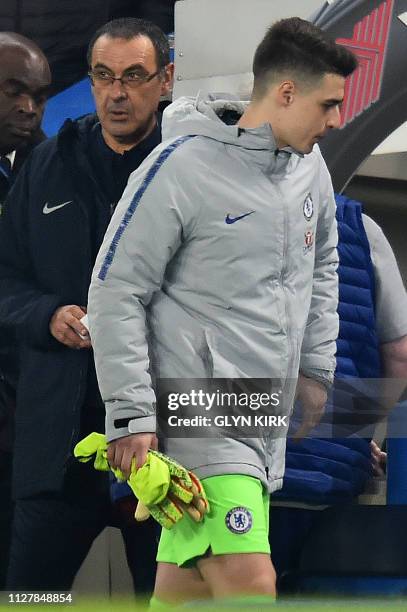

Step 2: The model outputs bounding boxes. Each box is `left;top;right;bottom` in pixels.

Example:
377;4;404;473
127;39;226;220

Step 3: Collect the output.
88;17;357;606
0;18;173;591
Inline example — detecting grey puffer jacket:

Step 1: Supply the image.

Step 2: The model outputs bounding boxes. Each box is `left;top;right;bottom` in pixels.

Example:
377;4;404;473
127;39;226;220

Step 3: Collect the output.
88;93;339;493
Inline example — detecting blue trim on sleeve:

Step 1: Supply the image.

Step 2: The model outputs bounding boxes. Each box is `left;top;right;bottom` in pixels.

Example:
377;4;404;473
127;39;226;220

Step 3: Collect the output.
98;135;194;281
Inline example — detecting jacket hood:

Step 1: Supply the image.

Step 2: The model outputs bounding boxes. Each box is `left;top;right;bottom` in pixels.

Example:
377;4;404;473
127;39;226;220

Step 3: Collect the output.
162;92;302;158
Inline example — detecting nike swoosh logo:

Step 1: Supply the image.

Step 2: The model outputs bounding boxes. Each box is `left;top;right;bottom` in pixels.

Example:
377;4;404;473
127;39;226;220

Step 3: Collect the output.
42;200;73;215
225;211;255;224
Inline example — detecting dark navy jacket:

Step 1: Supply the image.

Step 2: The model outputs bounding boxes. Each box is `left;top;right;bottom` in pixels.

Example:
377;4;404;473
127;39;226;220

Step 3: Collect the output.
276;195;381;504
0;114;160;497
0;129;46;453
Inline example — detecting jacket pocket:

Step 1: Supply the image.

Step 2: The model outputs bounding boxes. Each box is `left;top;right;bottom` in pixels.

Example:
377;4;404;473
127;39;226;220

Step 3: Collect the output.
204;329;250;378
148;293;210;378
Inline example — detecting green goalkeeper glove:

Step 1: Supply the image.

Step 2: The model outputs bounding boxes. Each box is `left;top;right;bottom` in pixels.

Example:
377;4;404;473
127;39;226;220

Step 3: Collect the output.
129;449;209;528
73;433;209;529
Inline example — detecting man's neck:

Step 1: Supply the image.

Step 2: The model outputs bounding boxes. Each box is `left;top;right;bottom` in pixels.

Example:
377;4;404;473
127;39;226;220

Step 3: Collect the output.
238;102;286;149
238;103;264;129
101;117;157;154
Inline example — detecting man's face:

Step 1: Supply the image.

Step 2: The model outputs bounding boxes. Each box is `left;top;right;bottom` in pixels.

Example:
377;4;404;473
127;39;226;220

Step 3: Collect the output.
0;48;50;154
278;73;345;154
90;34;173;149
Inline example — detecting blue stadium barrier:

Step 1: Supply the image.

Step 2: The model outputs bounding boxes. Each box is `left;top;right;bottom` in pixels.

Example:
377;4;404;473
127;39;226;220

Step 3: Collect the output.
42;78;95;136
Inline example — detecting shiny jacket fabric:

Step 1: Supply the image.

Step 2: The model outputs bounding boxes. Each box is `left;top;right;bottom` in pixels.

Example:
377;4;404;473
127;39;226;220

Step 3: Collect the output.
89;94;339;493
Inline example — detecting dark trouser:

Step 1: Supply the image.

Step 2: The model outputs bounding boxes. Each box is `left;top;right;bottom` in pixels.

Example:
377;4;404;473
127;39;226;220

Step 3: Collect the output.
6;461;158;593
0;374;16;590
269;506;320;593
0;450;13;590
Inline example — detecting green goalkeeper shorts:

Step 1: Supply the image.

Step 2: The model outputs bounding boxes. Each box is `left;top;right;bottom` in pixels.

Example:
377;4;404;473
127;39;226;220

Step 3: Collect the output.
156;474;270;567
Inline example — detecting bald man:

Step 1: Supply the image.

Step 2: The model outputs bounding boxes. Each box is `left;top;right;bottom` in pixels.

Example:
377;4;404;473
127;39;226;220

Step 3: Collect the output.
0;33;50;198
0;32;51;588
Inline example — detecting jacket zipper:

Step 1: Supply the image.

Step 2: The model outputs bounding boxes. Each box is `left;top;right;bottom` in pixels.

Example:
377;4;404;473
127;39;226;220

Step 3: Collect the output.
64;364;85;466
64;188;93;466
265;169;295;481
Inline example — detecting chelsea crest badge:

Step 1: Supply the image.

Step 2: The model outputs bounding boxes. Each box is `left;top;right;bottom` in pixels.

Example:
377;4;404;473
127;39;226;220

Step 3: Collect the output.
303;193;313;220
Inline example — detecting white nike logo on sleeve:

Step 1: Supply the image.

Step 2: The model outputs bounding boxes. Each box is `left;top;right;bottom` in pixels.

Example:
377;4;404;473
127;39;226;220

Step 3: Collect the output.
42;200;73;214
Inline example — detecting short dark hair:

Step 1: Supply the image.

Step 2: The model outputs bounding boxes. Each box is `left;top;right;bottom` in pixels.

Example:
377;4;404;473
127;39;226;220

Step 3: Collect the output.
252;17;357;98
87;17;170;70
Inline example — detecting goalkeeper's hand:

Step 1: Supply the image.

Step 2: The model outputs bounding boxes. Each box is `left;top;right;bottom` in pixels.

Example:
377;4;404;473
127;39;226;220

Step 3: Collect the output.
74;433;209;529
107;432;158;478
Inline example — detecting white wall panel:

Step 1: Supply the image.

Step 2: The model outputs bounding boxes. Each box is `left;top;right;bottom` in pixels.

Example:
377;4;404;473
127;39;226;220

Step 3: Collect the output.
173;0;325;98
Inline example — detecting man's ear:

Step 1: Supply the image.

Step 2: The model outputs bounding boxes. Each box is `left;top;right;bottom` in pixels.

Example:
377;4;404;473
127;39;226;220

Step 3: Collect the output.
160;63;174;96
277;80;295;106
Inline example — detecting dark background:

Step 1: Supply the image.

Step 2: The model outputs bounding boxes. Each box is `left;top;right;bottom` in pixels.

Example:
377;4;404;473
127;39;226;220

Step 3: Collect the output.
0;0;176;95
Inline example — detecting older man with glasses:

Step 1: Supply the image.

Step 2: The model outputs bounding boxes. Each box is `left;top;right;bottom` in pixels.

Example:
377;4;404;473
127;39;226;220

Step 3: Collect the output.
0;17;173;592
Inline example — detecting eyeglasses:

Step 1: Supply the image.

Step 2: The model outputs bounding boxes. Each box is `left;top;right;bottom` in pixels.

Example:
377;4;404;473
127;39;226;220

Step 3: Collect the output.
88;69;160;89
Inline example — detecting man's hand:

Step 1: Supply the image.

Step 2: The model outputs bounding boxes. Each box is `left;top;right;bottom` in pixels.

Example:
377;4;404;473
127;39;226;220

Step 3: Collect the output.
371;439;387;477
107;433;158;479
49;305;91;350
293;373;328;441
